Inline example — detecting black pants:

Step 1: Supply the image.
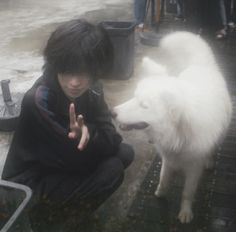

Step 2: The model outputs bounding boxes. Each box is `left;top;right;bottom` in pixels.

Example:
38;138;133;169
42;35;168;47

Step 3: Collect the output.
29;143;134;231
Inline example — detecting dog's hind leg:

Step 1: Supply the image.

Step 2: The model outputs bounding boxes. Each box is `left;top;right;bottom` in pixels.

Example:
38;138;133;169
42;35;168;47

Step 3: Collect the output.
178;164;203;223
155;158;173;197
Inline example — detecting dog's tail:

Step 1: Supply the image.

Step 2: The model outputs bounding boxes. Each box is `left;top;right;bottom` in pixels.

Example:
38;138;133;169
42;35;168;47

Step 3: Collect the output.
141;57;167;77
159;32;216;72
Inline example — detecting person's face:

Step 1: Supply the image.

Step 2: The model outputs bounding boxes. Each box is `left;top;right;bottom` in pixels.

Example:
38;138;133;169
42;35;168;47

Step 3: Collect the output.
57;73;91;100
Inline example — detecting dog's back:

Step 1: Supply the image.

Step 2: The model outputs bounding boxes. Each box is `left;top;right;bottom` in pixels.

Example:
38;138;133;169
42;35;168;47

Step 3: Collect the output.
159;32;216;74
155;32;232;157
155;32;232;222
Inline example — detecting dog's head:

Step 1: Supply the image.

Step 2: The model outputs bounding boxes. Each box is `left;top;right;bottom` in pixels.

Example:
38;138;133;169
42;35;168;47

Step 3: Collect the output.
112;58;184;132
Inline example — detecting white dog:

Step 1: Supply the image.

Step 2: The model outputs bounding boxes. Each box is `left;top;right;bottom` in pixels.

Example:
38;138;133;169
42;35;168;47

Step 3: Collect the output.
113;32;232;223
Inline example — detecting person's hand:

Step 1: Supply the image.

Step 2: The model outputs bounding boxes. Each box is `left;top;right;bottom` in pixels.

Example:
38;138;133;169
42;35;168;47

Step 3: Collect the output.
68;103;90;151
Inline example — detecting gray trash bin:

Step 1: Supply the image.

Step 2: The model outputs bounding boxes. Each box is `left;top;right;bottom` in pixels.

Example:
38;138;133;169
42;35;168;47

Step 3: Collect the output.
101;21;136;80
0;180;32;232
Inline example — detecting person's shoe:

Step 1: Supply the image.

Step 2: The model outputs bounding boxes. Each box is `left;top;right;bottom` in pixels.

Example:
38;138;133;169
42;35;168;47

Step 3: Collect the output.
215;29;227;39
135;24;149;33
174;15;185;21
228;21;236;29
135;26;144;33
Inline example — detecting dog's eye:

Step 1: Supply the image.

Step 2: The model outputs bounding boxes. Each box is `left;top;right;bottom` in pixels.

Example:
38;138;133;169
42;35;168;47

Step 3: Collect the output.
140;101;148;109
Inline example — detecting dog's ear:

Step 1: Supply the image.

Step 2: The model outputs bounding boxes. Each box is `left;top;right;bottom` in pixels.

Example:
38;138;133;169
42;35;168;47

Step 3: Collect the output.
161;91;183;124
141;57;167;77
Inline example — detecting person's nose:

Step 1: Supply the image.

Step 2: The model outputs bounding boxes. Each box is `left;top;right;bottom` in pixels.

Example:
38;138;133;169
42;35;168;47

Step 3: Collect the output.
69;77;80;88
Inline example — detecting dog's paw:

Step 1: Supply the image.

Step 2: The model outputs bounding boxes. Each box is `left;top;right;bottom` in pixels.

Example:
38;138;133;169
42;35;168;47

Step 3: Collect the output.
178;208;193;223
154;185;167;197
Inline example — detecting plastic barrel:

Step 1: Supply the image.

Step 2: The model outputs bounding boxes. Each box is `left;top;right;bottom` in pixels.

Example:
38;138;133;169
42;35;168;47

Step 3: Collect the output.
101;21;136;80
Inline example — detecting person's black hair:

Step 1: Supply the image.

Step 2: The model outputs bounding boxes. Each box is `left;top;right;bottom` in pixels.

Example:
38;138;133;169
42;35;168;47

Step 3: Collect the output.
43;19;114;80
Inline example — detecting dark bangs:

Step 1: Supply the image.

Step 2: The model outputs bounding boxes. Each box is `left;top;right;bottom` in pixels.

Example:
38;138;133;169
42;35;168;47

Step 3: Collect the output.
43;19;114;80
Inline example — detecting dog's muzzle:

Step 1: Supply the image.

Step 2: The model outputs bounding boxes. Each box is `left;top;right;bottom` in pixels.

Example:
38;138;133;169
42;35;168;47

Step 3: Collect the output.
110;109;149;130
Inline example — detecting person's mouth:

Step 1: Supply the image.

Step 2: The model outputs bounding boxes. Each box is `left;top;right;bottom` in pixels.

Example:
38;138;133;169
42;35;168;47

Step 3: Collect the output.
70;90;79;94
68;88;82;95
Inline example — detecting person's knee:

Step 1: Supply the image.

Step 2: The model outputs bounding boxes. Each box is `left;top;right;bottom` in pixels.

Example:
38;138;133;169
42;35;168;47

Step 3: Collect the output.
98;157;124;189
117;143;135;169
106;157;124;177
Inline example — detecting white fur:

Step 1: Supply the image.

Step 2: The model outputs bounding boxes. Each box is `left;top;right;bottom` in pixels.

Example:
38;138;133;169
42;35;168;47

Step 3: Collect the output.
113;32;232;223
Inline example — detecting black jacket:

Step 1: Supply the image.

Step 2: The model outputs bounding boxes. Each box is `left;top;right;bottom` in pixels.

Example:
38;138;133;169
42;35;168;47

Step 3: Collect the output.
2;75;122;189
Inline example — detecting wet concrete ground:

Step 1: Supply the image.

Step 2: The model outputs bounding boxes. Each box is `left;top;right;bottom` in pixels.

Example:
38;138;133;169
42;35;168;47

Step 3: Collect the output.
1;1;236;232
0;0;159;230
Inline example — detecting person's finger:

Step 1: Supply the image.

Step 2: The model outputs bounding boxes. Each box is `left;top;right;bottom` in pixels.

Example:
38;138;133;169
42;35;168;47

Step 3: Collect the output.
68;131;76;139
77;126;89;150
69;103;76;126
77;114;84;128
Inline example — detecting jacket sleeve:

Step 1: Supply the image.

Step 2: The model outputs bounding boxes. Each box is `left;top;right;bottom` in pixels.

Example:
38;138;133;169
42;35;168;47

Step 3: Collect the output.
87;88;122;157
21;86;84;170
22;85;122;169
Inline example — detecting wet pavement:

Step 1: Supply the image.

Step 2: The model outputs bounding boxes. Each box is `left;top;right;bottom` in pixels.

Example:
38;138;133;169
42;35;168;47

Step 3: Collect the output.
0;0;157;231
1;1;236;232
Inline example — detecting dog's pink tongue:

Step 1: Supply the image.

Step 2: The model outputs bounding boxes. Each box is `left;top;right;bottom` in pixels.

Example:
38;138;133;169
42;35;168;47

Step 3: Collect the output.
119;122;149;131
119;124;133;131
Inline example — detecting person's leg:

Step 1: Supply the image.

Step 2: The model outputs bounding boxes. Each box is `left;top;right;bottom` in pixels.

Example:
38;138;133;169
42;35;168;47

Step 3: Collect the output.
176;0;185;19
185;0;205;32
214;0;228;38
225;0;232;23
60;157;125;230
65;142;135;211
219;0;227;27
134;0;147;26
233;0;236;22
115;143;134;169
226;0;236;27
65;157;124;205
29;157;125;231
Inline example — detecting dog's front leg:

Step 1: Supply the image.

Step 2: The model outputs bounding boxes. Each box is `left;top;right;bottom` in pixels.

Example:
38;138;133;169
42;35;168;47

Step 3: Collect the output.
178;165;203;223
155;158;172;197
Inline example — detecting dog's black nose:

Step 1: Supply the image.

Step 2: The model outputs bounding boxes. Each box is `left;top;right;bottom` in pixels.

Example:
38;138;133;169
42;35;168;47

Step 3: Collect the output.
110;109;117;118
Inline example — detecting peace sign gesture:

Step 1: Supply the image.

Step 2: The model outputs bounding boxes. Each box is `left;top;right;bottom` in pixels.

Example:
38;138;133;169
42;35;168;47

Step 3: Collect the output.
68;103;90;151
